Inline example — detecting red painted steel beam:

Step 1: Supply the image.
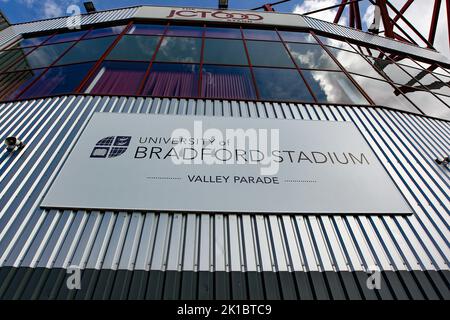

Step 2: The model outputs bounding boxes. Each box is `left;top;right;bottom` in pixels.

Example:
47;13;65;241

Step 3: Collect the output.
428;0;442;46
384;0;435;48
447;0;450;50
334;0;348;23
393;0;414;22
349;1;355;28
353;0;362;29
377;0;395;38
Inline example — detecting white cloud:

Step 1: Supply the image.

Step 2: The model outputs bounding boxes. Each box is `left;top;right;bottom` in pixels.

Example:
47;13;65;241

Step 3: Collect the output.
43;0;63;18
293;0;348;26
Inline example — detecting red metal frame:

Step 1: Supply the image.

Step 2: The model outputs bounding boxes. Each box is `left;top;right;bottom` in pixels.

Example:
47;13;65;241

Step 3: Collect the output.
197;24;206;98
429;0;442;47
136;23;170;96
14;27;95;99
75;21;133;93
332;0;449;51
275;28;318;102
240;27;261;100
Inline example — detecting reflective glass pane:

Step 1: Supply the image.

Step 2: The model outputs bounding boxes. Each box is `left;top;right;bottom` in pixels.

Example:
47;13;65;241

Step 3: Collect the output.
201;65;256;99
10;35;50;48
413;72;450;96
106;35;160;61
55;37;115;65
353;46;382;58
368;57;411;82
279;31;317;43
326;48;382;78
85;25;126;38
13;42;72;70
20;62;94;98
203;39;247;65
286;43;340;70
45;30;88;44
352;75;421;114
317;36;355;51
128;24;166;35
143;63;199;97
429;71;450;85
166;25;203;37
431;66;450;77
403;90;450;120
0;69;44;100
303;71;368;104
84;61;147;95
243;29;279;41
253;67;313;101
205;27;242;39
155;37;201;63
246;41;294;67
0;49;31;72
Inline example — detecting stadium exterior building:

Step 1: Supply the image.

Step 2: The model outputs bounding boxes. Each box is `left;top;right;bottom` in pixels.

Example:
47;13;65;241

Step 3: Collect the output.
0;5;449;300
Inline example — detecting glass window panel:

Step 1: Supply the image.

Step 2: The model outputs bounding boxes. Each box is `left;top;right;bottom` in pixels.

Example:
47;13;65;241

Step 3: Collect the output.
201;65;256;99
0;69;44;100
205;27;242;39
155;37;201;63
20;62;94;98
166;25;203;37
0;49;31;72
243;29;279;41
279;31;317;43
412;72;450;96
106;35;160;61
403;90;450;120
9;35;50;48
398;64;427;81
142;63;199;97
85;25;126;38
203;39;247;65
55;37;115;65
13;42;72;70
253;67;313;102
367;57;412;82
325;48;383;78
84;61;147;95
353;45;382;58
246;41;294;67
317;36;355;51
430;71;450;85
303;70;368;104
431;65;450;77
352;75;421;114
45;30;88;44
286;43;340;70
127;24;166;35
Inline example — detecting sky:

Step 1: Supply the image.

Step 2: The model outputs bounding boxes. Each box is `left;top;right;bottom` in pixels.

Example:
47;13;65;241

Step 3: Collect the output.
0;0;448;57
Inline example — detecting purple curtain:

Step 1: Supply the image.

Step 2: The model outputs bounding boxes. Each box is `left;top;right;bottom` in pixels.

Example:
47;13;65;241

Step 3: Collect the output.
143;70;198;97
201;69;255;99
89;67;145;95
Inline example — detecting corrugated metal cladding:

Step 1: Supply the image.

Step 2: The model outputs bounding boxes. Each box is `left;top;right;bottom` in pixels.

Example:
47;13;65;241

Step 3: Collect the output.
0;95;449;276
0;96;449;300
0;6;140;48
303;16;450;65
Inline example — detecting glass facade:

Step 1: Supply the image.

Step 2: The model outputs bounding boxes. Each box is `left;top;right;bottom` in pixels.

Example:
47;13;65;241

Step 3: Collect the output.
0;22;448;119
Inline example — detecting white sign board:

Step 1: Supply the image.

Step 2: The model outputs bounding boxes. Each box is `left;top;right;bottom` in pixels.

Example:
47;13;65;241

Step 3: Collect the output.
135;6;308;27
41;113;412;215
